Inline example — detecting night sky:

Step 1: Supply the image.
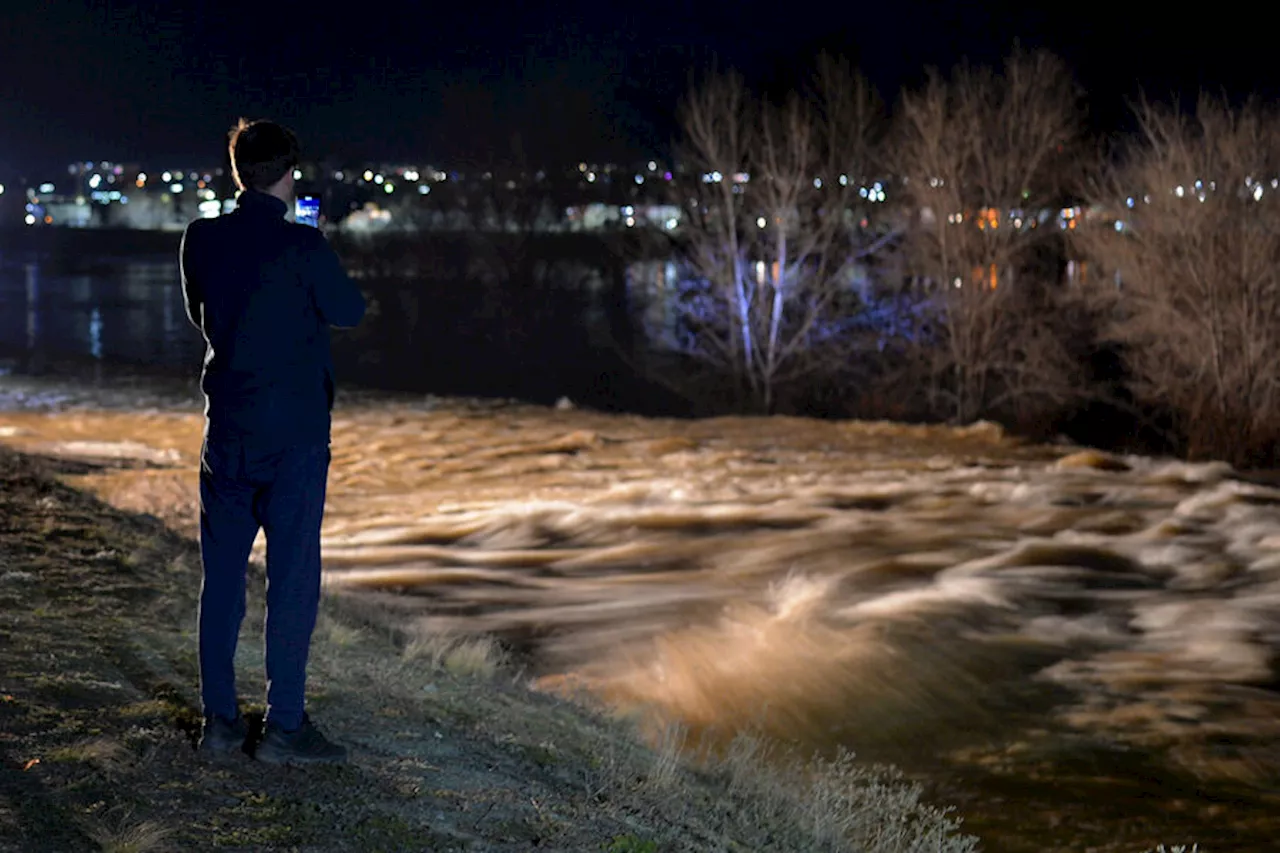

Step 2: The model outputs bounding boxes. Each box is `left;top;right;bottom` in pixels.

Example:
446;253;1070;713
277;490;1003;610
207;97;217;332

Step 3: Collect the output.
0;0;1272;177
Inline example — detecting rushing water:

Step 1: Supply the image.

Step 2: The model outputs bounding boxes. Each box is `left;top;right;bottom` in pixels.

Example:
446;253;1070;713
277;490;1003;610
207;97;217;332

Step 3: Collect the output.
1;384;1278;852
1;248;1278;852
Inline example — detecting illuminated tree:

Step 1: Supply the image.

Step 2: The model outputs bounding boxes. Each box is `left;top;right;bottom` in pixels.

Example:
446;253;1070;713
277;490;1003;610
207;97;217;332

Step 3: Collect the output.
891;48;1086;423
1078;95;1280;465
664;56;890;411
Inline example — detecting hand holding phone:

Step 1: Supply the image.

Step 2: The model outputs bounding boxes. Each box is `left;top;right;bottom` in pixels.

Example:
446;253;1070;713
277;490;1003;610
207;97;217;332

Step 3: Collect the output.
295;195;320;228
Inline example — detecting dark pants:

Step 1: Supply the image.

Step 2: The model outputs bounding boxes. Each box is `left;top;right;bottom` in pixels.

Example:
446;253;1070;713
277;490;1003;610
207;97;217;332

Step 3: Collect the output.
198;435;330;732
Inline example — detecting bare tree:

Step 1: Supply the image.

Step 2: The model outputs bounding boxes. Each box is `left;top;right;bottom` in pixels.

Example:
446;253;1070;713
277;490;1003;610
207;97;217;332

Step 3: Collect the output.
891;48;1086;423
1078;94;1280;466
659;57;889;411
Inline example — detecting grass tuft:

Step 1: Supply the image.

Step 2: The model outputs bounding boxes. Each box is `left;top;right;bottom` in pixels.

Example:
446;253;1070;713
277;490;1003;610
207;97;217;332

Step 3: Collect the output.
48;736;132;776
86;816;171;853
402;626;506;678
315;611;365;648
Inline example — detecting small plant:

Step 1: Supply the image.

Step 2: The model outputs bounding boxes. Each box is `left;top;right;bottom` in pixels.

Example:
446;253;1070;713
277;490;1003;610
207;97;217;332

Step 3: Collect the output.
607;834;659;853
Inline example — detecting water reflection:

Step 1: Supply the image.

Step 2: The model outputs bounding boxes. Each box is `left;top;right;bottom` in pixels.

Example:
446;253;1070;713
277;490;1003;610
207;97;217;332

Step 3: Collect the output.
25;262;38;352
89;307;103;359
0;252;202;369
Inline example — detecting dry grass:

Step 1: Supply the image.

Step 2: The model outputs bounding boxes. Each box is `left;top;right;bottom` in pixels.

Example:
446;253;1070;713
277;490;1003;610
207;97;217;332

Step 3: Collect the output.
314;610;365;648
48;736;133;777
86;815;171;853
401;624;507;678
586;719;979;853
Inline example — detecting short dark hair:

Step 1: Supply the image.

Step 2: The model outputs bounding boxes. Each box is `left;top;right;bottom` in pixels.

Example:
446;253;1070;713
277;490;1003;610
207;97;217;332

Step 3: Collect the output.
228;118;300;192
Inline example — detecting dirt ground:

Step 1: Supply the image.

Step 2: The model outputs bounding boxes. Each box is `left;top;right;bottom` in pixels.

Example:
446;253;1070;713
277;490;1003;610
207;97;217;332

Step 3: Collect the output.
0;445;973;853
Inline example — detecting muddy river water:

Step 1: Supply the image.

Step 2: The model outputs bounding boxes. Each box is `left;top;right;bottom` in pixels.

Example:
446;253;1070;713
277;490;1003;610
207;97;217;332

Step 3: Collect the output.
1;376;1277;852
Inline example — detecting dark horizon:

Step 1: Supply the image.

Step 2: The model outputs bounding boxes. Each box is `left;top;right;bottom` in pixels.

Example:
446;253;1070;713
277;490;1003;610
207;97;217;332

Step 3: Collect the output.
1;0;1275;177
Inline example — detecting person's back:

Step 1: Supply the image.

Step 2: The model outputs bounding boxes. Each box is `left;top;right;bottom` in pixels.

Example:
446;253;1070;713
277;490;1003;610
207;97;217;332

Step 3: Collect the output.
183;178;363;445
182;118;365;766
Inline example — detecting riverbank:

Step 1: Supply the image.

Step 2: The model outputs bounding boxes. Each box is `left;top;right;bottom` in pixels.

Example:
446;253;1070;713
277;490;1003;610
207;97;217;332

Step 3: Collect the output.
0;444;976;852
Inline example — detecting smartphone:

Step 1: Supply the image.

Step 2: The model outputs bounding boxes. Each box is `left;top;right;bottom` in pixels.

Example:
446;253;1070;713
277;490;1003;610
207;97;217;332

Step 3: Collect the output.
295;195;320;228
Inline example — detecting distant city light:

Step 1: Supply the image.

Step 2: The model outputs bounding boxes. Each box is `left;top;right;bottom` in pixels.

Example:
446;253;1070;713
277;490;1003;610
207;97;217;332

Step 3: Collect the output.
0;184;5;196
137;172;147;184
383;182;394;193
839;174;849;186
634;174;644;184
170;183;183;193
647;160;657;172
39;183;54;193
198;200;221;218
578;162;587;172
293;169;302;180
89;174;101;189
756;216;766;229
1254;184;1265;201
1114;220;1124;232
625;216;636;227
24;214;35;225
622;205;634;216
362;170;373;182
404;170;419;181
586;172;596;183
374;174;384;184
162;172;172;182
1126;197;1135;208
813;178;823;189
1175;185;1185;198
334;171;344;181
418;185;430;195
665;218;678;230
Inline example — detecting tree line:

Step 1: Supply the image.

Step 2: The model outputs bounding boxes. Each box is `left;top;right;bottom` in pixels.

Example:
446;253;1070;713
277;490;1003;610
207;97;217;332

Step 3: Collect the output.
638;48;1280;468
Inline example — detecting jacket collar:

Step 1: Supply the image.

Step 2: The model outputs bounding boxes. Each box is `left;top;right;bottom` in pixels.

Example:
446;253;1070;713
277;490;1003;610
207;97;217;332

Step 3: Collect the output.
236;189;289;218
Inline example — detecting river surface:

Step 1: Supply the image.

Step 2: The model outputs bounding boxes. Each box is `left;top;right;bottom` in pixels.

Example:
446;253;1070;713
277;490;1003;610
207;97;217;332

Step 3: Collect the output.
1;249;1278;853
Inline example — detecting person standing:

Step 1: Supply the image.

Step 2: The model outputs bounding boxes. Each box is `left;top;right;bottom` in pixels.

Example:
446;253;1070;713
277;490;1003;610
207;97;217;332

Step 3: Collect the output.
181;118;365;764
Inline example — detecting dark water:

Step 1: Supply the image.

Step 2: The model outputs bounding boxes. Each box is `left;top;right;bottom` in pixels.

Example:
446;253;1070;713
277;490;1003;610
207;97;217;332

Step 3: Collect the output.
0;235;690;415
0;249;202;372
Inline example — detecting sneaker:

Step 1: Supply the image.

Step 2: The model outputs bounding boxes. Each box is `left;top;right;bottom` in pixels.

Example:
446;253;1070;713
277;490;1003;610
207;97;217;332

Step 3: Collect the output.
198;713;248;755
254;714;347;766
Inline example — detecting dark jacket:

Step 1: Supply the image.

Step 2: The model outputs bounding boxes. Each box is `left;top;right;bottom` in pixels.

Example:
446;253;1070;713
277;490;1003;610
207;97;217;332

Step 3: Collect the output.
180;190;366;446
